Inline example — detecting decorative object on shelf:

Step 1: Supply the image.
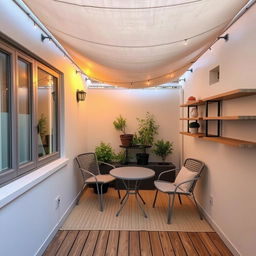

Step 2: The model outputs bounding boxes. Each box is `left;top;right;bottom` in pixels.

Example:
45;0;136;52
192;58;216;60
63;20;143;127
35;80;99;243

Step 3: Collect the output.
134;112;159;165
189;122;200;134
76;90;86;102
113;115;133;146
190;107;198;118
153;139;173;164
187;96;196;103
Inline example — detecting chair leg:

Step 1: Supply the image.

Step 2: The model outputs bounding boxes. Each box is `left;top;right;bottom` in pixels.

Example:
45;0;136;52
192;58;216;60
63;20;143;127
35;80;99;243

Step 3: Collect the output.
178;194;182;205
168;193;176;224
117;189;121;199
76;185;86;205
99;184;104;211
191;192;203;220
152;190;159;208
96;183;103;212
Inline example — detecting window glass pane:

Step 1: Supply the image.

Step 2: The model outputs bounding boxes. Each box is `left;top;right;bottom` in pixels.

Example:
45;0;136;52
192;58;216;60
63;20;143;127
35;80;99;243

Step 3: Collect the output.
0;51;10;172
18;58;32;164
37;68;58;157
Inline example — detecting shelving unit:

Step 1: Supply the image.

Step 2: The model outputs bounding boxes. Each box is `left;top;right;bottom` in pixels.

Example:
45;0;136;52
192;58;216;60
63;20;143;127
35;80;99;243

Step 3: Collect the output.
180;89;256;148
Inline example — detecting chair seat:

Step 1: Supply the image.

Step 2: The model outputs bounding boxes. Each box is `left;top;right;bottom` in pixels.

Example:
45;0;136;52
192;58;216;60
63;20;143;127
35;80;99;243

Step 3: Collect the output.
154;180;189;194
86;174;116;184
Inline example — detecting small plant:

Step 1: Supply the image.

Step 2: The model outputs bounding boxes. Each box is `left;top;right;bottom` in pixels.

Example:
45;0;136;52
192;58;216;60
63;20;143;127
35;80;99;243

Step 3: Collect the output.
38;114;47;138
95;142;115;163
189;122;200;128
113;115;127;134
113;150;126;164
153;139;173;162
135;112;159;146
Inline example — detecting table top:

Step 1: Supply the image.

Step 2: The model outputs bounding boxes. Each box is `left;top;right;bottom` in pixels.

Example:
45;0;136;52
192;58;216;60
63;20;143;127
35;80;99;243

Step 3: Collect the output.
110;166;155;180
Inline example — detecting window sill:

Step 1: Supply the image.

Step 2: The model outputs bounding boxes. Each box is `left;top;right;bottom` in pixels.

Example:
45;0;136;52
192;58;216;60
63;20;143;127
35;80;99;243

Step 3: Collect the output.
0;158;69;209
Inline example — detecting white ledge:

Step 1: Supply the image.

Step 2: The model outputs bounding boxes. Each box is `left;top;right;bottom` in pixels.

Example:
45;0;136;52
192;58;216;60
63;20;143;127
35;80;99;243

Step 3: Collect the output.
0;158;69;209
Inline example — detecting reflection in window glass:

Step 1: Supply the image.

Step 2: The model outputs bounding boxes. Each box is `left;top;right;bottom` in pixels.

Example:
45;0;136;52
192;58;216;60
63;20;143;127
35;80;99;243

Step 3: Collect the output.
37;68;58;157
0;51;10;172
18;58;32;164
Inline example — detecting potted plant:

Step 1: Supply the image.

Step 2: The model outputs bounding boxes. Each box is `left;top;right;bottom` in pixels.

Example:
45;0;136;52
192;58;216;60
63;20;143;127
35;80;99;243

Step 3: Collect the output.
153;139;173;164
113;115;133;147
95;142;115;194
135;112;159;165
189;121;200;134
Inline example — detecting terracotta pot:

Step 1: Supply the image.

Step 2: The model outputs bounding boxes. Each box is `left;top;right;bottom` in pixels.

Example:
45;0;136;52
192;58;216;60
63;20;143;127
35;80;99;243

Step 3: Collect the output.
120;134;133;146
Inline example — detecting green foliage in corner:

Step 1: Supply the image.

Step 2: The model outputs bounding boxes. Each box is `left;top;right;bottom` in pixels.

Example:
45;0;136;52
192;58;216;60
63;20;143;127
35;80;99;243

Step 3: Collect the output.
153;139;173;162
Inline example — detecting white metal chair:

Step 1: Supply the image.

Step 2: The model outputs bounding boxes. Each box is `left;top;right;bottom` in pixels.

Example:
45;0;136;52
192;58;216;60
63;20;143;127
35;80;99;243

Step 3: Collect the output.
75;152;121;211
153;158;205;224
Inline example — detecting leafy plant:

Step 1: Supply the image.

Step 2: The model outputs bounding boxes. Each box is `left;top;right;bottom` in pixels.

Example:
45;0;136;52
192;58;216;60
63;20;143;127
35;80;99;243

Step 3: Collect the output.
95;142;115;163
153;139;173;162
113;115;127;134
135;112;159;146
113;150;126;164
38;114;47;138
189;122;200;128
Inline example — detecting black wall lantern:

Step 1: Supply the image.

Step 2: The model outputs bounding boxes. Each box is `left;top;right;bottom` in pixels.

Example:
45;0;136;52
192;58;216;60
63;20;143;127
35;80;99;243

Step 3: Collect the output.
76;90;86;102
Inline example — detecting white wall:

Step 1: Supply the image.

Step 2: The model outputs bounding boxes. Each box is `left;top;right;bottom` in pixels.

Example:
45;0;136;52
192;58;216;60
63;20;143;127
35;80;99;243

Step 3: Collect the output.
84;88;181;166
181;5;256;256
0;1;87;255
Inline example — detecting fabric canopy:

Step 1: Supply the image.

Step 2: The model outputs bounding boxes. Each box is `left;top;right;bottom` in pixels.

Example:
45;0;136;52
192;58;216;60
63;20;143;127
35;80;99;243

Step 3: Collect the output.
24;0;248;88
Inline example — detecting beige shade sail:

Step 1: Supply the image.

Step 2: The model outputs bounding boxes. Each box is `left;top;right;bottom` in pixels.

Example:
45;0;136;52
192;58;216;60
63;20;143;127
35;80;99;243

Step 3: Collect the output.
24;0;248;88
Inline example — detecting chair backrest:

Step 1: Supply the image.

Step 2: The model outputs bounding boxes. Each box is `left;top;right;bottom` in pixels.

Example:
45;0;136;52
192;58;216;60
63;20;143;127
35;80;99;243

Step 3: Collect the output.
184;158;205;193
75;153;100;182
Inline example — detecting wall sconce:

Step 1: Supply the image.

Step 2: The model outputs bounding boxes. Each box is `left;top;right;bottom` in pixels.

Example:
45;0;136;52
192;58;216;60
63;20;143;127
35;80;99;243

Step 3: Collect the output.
76;90;86;102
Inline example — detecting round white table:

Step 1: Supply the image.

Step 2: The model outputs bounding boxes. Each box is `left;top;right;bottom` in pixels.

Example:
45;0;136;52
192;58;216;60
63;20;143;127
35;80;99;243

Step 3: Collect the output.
110;166;155;218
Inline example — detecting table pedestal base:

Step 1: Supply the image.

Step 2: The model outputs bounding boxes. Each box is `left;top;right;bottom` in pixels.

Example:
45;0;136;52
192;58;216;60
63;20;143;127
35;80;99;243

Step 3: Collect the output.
116;180;148;218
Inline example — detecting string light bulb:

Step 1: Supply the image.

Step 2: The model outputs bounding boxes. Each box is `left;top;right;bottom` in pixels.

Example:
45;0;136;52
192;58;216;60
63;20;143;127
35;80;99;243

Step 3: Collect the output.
183;39;188;46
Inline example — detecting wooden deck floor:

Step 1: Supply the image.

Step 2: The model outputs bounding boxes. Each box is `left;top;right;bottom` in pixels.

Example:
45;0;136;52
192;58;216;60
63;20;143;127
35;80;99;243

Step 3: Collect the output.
44;230;233;256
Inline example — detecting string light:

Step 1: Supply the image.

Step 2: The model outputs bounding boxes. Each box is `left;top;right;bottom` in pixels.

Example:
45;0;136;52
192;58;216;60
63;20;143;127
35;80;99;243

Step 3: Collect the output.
183;39;188;46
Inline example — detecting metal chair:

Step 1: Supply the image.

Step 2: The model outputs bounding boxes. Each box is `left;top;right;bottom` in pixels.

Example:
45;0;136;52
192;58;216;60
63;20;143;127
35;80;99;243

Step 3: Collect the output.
153;158;205;224
75;152;121;211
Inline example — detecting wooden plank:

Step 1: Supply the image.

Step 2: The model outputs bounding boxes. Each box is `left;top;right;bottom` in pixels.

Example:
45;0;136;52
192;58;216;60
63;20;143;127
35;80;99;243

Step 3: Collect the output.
168;232;186;256
202;89;256;102
203;116;256;120
178;232;198;256
81;231;99;256
149;232;164;256
159;231;175;256
105;231;119;256
180;117;203;120
68;231;89;256
202;136;256;148
44;230;68;256
180;100;204;107
140;231;152;256
93;231;109;256
188;232;209;256
130;231;140;256
207;232;233;256
118;231;129;256
198;232;221;256
56;231;78;256
180;132;205;138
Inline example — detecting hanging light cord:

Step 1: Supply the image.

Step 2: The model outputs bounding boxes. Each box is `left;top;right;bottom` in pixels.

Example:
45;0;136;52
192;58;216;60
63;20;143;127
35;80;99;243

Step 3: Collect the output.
53;0;204;10
46;20;229;48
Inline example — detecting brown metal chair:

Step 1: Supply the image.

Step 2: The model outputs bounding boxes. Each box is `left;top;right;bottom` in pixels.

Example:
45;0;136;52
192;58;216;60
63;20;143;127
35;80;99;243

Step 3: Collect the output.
75;152;121;211
153;158;205;224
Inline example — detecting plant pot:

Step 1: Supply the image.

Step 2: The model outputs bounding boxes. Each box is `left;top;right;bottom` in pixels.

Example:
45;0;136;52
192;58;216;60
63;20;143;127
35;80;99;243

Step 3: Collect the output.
92;183;109;194
190;128;198;134
136;153;149;165
120;134;133;146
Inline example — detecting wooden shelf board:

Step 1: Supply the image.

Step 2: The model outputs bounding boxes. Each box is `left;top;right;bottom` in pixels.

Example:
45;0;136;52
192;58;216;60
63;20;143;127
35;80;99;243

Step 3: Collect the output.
180;117;203;120
202;89;256;102
180;132;205;138
203;116;256;120
202;136;256;148
180;100;204;107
